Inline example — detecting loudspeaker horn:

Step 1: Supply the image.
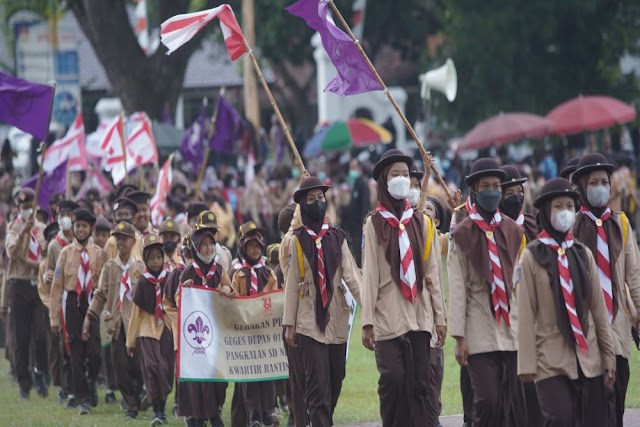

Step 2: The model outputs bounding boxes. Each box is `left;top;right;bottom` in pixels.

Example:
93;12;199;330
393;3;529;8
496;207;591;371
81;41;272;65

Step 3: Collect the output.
419;58;457;102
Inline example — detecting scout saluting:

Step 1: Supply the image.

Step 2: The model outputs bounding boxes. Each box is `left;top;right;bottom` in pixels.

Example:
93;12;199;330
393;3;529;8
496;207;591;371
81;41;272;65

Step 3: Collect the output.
50;208;108;415
283;177;362;427
85;222;145;419
126;234;174;426
516;178;616;426
169;212;231;427
360;149;446;427
571;153;640;426
499;165;538;243
448;158;526;427
223;221;278;427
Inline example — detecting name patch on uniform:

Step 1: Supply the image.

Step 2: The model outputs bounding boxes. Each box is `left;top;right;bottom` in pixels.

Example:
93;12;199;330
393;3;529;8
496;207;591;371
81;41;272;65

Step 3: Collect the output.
54;265;62;277
514;265;522;289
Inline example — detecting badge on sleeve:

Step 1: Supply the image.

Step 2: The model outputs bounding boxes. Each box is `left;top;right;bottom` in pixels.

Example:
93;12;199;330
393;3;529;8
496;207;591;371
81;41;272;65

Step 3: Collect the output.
514;264;522;289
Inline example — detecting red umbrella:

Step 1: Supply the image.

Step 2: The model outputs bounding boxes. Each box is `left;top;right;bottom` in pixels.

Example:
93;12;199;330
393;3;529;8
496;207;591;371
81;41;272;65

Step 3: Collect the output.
546;95;637;136
457;112;552;151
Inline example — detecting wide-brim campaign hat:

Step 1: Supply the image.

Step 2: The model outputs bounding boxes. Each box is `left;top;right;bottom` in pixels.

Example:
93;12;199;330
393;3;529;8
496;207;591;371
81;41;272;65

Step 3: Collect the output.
193;211;219;232
237;221;266;243
500;165;527;189
534;178;579;209
111;221;136;238
571;153;614;184
410;164;424;181
159;217;181;235
559;156;580;179
465;158;506;186
293;177;330;203
373;149;413;181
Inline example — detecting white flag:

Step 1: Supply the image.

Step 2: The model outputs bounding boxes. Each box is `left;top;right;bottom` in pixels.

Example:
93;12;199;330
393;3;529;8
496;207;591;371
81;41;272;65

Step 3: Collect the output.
42;112;87;172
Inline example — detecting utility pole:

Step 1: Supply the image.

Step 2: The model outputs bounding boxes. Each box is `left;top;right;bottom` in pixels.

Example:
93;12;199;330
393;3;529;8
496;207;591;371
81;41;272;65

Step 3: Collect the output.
242;0;260;131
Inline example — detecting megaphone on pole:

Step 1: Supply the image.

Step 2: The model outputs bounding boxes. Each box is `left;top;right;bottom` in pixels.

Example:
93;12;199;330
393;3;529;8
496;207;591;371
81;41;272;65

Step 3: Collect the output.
419;58;457;102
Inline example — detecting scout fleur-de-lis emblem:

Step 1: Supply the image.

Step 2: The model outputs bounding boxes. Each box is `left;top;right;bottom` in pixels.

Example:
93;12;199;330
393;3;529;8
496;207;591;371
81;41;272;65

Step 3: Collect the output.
187;315;210;345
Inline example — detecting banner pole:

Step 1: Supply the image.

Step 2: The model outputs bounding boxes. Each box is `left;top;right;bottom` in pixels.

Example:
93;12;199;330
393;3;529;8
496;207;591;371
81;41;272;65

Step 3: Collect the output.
32;81;57;214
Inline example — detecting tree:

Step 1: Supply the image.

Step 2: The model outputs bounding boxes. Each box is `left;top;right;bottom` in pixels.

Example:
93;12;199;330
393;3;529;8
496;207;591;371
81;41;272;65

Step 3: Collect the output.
442;0;640;130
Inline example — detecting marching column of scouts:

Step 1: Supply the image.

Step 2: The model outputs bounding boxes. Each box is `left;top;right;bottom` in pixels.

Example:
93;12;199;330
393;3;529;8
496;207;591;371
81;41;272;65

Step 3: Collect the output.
0;149;638;427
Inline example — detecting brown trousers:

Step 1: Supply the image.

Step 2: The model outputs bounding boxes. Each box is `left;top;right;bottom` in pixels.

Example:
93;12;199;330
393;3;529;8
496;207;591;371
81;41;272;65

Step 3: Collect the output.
425;346;444;426
10;281;49;393
460;365;474;424
65;291;102;404
179;381;227;419
242;380;276;422
375;331;432;427
606;355;630;427
138;326;174;404
467;351;527;427
44;308;61;387
525;381;543;427
111;324;143;411
286;332;309;427
536;373;607;427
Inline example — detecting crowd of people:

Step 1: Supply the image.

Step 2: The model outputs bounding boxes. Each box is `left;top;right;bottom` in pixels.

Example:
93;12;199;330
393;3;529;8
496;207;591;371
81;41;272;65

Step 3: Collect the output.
0;142;639;427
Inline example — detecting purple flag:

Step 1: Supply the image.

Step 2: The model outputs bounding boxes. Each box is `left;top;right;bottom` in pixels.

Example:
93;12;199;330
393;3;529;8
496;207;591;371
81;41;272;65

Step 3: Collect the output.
210;96;243;155
179;104;207;172
23;161;67;212
287;0;382;95
0;72;54;140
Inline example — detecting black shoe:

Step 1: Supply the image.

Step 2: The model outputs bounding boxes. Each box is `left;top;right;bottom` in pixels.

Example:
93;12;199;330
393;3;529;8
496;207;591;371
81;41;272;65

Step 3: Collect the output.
263;411;274;427
19;389;29;400
125;410;138;419
66;396;78;409
57;389;66;404
139;391;151;411
105;389;117;404
151;411;163;426
36;383;48;398
78;403;91;415
90;383;99;407
209;416;225;427
249;421;262;427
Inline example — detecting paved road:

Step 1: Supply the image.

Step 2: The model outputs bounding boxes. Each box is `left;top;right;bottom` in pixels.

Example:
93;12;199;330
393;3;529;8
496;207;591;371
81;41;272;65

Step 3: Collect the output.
339;408;640;427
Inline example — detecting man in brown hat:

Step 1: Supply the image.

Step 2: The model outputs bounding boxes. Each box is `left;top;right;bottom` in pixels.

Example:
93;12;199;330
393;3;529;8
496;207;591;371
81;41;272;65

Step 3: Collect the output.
448;158;526;426
50;208;108;415
3;187;48;400
571;153;640;426
128;191;157;237
104;198;143;261
85;221;145;419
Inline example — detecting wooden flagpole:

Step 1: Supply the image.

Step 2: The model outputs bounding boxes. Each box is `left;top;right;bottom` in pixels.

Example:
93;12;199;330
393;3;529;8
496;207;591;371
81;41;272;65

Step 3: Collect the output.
65;158;72;199
195;88;226;198
32;82;57;214
327;1;454;208
244;42;308;175
118;111;129;185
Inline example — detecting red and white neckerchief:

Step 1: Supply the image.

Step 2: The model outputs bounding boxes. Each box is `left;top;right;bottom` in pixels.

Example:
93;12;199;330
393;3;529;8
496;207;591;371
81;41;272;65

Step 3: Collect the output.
243;259;265;296
464;197;473;214
537;230;589;354
580;206;614;322
76;248;93;304
165;260;174;273
17;216;42;262
55;232;70;248
469;204;510;326
515;212;525;226
118;258;133;310
304;221;330;307
143;270;167;321
192;259;218;285
376;201;417;303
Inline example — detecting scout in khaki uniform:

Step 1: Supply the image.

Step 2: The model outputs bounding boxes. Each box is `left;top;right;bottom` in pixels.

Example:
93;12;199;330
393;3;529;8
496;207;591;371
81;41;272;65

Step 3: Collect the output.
92;217;112;249
448;158;526;427
283;177;362;427
500;165;538;242
186;202;233;272
104;198;143;261
85;222;145;419
4;188;48;400
571;153;640;426
169;212;231;427
128;191;157;237
224;221;278;427
50;208;108;414
159;217;182;272
516;178;616;426
44;200;79;405
360;149;446;427
127;234;174;426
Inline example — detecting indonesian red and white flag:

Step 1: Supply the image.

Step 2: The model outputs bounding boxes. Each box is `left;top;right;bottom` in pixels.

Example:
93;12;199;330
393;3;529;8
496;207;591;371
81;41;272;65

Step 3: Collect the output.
160;4;248;60
151;154;173;226
126;113;158;167
42;112;88;173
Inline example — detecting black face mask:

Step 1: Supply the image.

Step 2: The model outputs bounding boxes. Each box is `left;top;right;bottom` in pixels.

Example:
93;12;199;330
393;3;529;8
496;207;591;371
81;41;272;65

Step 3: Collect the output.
163;241;178;254
475;190;502;213
501;194;525;220
306;200;327;222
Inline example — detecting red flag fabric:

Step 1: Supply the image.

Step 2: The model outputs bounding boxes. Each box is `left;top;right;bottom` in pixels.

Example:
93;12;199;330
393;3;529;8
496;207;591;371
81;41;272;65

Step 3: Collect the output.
100;115;129;185
126;113;158;167
42;112;88;172
160;4;247;60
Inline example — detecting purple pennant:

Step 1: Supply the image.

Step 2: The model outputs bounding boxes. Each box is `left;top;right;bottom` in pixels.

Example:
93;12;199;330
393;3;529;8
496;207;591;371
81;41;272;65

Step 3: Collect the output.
210;96;243;155
0;72;54;140
179;103;207;172
22;161;66;213
287;0;382;96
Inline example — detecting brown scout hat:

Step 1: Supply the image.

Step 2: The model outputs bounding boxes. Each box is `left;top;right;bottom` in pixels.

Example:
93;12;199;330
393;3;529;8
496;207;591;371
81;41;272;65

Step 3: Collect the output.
159;217;180;236
113;198;138;215
94;217;113;232
111;221;136;238
71;208;96;225
571;153;615;184
236;220;266;242
142;233;163;251
293;177;330;204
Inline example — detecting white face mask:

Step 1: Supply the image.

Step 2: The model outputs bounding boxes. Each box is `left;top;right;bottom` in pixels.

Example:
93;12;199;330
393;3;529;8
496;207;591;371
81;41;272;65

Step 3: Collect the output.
407;188;421;207
59;216;73;231
21;208;33;220
196;249;216;265
586;185;610;208
387;176;411;200
551;209;576;233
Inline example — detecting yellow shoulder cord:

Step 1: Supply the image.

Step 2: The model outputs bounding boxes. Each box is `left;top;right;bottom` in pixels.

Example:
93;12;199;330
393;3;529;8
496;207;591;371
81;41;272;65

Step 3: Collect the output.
620;212;629;247
295;237;305;280
423;215;435;262
519;235;527;255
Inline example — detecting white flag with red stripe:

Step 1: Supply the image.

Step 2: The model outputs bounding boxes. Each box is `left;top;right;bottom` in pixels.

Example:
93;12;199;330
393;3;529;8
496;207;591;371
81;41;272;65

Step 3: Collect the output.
126;113;158;167
42;112;88;172
75;167;113;201
151;154;173;226
100;115;131;185
160;4;248;60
